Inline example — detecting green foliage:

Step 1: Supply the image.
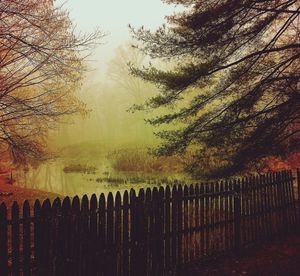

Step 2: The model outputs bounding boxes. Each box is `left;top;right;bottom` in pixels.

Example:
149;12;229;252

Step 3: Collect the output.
131;0;300;177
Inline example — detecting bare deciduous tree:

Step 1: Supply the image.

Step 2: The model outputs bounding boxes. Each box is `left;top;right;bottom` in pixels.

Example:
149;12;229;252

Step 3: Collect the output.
107;42;150;104
0;0;103;163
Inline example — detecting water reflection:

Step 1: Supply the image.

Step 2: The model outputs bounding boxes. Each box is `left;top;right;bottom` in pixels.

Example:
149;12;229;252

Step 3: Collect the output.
14;159;185;198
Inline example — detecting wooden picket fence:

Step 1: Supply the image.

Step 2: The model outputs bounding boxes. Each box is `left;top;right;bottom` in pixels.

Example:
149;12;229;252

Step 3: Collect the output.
0;170;299;275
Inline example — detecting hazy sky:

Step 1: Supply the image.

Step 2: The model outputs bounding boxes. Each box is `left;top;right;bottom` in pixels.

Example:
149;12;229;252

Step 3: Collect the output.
56;0;181;78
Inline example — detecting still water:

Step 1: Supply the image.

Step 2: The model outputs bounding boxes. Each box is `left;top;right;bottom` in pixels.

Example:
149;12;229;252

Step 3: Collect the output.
14;158;186;198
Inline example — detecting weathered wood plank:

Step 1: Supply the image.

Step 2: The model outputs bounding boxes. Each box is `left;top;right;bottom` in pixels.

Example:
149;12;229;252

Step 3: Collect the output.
34;200;42;275
177;185;183;270
22;201;31;276
0;203;8;276
122;191;129;276
183;185;189;263
171;185;178;272
89;194;98;275
12;202;20;276
200;183;205;256
106;192;115;276
194;184;200;258
41;199;51;274
71;196;80;276
115;192;122;276
165;185;171;273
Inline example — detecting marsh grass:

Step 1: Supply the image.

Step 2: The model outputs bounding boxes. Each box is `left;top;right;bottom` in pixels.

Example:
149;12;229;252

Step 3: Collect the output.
63;163;97;174
108;148;185;173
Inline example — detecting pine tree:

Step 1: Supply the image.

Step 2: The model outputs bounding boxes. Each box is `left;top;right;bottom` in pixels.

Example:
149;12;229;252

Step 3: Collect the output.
131;0;300;177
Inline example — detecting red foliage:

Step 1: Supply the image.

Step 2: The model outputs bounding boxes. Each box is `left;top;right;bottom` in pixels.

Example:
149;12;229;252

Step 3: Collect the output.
263;152;300;173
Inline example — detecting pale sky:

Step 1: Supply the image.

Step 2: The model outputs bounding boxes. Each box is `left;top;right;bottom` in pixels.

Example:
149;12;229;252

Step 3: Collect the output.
56;0;181;78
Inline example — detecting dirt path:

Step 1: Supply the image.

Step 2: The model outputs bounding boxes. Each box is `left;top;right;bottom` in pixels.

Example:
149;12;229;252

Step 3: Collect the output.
0;172;60;208
181;234;300;276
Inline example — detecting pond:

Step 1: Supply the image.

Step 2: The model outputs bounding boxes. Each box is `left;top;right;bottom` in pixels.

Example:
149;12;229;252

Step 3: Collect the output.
14;157;188;198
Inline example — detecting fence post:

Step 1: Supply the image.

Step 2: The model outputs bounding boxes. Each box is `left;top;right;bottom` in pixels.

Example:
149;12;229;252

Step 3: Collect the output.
234;180;241;253
297;169;300;227
23;201;31;276
0;203;8;276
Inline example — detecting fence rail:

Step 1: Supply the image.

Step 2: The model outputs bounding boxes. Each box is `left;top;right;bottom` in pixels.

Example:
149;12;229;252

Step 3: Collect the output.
0;170;299;275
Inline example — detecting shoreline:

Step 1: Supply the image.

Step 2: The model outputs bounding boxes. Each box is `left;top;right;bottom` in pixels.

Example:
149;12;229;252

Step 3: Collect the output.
0;172;61;208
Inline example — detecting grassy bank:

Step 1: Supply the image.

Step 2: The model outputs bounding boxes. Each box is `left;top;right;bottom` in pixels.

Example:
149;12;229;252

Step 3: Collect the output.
0;172;60;208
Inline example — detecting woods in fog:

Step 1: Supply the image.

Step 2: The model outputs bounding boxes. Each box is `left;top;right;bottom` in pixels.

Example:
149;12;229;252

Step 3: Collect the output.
1;0;300;180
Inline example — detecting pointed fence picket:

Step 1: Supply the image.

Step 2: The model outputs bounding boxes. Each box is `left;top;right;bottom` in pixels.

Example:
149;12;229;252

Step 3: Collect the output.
0;170;299;275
